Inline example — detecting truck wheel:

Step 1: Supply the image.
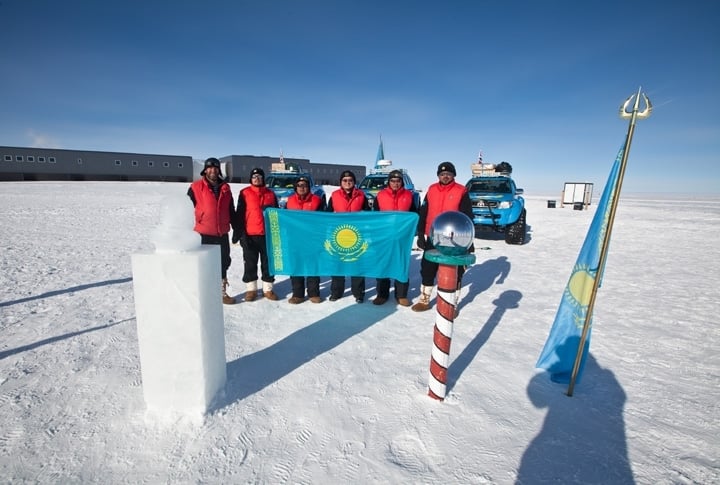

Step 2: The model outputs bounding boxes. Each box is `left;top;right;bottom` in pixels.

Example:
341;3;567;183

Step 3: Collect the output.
505;209;526;245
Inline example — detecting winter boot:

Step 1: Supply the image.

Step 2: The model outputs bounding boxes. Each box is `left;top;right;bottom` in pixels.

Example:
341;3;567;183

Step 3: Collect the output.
222;278;236;305
245;281;258;302
263;281;279;301
411;285;434;312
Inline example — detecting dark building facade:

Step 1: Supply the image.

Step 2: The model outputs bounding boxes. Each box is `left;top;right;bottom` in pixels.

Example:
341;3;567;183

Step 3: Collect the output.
1;146;193;182
220;155;366;185
1;146;367;185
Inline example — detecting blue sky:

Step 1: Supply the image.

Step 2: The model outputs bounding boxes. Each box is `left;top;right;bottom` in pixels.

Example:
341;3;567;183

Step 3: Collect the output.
1;0;718;193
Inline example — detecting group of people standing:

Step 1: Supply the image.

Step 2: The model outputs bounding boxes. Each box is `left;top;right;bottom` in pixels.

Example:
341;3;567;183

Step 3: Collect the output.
187;158;473;312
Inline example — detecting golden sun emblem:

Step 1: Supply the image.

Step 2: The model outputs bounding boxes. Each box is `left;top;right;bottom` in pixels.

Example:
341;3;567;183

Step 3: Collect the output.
564;263;596;329
324;224;369;261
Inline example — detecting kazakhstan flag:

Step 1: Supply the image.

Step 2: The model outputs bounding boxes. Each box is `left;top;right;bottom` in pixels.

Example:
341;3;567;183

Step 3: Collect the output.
536;148;623;383
265;208;419;281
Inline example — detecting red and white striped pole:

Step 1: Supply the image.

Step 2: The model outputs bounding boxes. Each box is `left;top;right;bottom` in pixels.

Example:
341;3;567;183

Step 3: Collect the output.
423;210;476;401
428;263;459;401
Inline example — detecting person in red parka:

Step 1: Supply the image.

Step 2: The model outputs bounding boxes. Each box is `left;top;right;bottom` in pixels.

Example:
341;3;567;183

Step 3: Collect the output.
326;170;370;303
187;157;237;304
233;167;280;301
286;175;324;304
412;161;474;312
372;169;418;306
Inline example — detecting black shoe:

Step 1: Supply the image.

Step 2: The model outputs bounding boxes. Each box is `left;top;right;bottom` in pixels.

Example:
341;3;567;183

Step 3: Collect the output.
355;297;364;303
329;295;340;301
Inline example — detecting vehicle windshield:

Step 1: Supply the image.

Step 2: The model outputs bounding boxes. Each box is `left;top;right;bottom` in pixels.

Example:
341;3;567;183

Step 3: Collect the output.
359;177;387;190
266;175;300;188
468;180;511;193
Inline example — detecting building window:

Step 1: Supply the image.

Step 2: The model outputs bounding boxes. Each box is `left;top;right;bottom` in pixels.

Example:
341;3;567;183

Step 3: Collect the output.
148;161;154;167
162;161;170;168
131;160;138;167
77;158;83;165
115;160;122;166
49;157;56;163
16;155;23;162
3;155;11;161
27;156;35;162
38;157;46;163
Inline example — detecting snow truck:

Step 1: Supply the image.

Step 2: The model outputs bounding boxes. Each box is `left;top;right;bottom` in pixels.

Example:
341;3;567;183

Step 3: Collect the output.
465;161;526;244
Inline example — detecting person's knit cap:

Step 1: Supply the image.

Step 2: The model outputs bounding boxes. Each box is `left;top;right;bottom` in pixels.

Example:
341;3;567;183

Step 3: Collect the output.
387;170;404;185
201;157;222;176
340;170;356;182
294;175;311;191
437;162;456;176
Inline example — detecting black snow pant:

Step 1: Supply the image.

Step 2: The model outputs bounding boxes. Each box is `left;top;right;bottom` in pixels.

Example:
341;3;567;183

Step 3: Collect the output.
290;276;321;298
200;233;231;279
330;276;365;301
241;235;274;283
375;278;409;300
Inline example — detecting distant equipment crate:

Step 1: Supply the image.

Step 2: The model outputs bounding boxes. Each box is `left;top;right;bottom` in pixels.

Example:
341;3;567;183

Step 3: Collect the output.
562;182;593;208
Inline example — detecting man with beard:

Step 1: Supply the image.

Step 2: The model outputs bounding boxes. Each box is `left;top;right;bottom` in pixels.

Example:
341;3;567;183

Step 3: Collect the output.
412;162;474;312
187;157;237;304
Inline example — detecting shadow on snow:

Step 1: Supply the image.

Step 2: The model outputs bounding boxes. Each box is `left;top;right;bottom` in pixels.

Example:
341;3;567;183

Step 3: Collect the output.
0;277;133;308
213;304;396;412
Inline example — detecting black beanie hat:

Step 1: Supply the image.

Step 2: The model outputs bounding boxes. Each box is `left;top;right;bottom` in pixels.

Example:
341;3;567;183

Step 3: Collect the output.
340;170;356;182
294;175;311;191
387;170;404;185
250;167;265;178
437;162;456;176
201;157;222;177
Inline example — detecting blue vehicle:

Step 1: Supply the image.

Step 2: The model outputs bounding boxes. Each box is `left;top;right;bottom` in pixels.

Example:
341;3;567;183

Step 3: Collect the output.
465;162;526;244
358;160;422;210
265;163;326;209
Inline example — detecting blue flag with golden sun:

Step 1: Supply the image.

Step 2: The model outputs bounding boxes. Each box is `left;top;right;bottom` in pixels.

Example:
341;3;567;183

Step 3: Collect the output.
264;208;419;280
536;148;623;383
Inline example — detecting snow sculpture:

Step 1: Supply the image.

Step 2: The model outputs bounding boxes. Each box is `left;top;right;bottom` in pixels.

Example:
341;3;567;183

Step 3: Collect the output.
131;194;226;419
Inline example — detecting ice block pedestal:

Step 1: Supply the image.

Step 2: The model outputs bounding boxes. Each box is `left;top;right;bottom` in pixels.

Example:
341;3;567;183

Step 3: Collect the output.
131;246;226;417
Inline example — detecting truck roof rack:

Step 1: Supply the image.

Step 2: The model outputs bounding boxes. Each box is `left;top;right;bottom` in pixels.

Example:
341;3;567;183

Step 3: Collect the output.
470;162;511;177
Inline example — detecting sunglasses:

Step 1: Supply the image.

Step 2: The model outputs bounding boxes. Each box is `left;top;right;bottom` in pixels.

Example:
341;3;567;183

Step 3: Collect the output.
251;174;263;179
296;183;309;187
341;178;354;182
389;178;402;183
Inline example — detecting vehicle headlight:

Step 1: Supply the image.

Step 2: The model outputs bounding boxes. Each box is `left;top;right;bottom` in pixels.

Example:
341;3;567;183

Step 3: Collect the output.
498;201;511;209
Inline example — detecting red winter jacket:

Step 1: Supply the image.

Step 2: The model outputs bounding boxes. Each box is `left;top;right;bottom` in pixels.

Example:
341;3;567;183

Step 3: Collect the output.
422;181;468;236
237;185;278;236
328;188;367;212
375;186;415;212
286;192;323;211
188;178;234;236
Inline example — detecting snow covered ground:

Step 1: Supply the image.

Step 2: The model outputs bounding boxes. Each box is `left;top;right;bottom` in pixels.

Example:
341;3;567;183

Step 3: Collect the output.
0;181;718;483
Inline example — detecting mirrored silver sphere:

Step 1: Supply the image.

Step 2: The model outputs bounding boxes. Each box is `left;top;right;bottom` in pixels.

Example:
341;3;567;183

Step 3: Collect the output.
430;211;474;256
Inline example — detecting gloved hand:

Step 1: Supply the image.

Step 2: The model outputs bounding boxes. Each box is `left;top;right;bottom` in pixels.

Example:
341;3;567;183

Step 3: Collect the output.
231;231;241;244
416;235;426;250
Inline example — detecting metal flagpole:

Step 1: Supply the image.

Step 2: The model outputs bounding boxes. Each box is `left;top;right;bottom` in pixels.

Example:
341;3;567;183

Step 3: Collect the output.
567;87;652;396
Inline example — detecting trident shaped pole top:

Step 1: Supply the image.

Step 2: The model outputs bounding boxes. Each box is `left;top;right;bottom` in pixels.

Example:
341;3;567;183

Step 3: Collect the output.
620;87;652;119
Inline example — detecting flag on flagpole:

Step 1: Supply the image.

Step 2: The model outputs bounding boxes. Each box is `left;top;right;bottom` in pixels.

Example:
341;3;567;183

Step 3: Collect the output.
536;147;624;383
265;208;418;281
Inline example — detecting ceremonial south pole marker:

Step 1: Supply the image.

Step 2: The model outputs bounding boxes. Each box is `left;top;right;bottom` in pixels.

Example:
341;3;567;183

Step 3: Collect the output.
424;211;476;401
